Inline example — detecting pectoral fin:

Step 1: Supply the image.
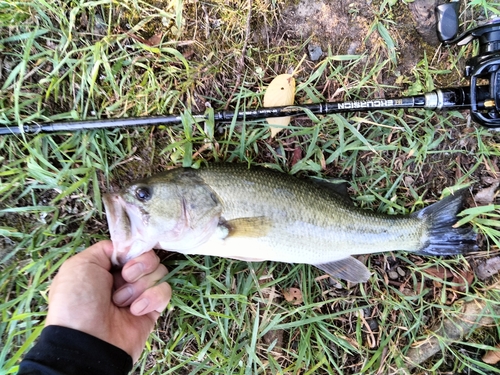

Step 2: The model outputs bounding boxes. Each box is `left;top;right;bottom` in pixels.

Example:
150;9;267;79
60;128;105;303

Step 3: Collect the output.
222;217;271;238
315;257;372;283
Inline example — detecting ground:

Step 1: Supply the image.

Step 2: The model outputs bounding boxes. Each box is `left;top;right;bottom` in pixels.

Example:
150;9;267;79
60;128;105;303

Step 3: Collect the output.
1;0;500;374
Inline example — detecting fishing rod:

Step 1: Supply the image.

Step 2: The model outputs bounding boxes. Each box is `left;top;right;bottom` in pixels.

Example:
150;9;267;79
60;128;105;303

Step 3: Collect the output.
0;86;488;135
0;3;499;136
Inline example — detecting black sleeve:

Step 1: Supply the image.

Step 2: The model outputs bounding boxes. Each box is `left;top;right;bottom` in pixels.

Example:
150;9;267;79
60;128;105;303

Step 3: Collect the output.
17;325;133;375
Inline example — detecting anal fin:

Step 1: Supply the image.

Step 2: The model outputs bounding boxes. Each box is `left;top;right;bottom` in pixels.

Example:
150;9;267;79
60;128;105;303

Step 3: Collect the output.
315;257;372;283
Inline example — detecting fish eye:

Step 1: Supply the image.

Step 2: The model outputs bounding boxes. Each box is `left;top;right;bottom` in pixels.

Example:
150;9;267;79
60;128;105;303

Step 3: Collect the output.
135;186;152;202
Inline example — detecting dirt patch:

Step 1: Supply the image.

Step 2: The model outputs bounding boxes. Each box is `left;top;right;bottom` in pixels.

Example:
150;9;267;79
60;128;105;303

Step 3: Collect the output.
273;0;437;88
279;0;374;56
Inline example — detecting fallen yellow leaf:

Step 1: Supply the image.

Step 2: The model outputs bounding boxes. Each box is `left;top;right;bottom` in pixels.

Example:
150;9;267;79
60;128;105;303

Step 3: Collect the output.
263;74;295;137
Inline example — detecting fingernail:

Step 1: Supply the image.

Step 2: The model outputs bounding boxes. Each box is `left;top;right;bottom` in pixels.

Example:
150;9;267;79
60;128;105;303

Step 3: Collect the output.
131;298;149;315
125;262;144;282
113;286;133;305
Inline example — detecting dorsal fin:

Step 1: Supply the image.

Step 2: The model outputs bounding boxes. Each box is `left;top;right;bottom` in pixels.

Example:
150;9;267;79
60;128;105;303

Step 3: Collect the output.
309;177;352;203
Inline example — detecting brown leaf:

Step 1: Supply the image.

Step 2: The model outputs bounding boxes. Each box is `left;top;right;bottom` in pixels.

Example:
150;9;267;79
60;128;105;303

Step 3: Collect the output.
474;180;500;205
291;147;302;166
146;33;163;47
283;287;303;305
482;344;500;364
420;266;474;293
476;256;500;280
451;269;474;293
421;266;451;281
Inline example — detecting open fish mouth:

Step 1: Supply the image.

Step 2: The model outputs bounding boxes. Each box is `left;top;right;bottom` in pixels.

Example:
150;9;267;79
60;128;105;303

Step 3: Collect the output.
102;194;123;230
102;193;152;266
103;193;130;265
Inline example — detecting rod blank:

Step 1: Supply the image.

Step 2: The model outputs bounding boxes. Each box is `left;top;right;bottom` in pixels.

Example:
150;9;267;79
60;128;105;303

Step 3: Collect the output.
0;87;472;135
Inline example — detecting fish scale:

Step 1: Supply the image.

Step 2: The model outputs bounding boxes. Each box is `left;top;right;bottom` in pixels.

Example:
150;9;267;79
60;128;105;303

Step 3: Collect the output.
197;164;424;256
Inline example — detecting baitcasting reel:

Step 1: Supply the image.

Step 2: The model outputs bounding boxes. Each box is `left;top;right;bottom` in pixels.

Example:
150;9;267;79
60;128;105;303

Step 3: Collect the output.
437;2;500;128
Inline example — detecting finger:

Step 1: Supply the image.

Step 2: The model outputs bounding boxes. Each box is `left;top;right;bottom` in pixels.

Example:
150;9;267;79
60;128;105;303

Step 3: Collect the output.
112;269;127;290
113;263;168;306
121;250;160;283
130;282;172;316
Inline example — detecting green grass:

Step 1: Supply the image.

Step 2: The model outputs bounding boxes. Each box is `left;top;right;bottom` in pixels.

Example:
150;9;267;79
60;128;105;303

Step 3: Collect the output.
1;0;500;374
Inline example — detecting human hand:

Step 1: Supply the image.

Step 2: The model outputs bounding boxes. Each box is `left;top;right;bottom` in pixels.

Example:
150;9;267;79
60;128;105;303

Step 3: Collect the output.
45;240;171;362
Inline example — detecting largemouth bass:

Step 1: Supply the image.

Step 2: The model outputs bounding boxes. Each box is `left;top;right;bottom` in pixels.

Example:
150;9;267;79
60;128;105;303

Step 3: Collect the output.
103;164;477;283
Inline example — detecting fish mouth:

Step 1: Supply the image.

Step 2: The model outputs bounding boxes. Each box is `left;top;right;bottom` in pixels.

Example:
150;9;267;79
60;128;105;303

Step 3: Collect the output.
103;193;151;266
103;193;130;266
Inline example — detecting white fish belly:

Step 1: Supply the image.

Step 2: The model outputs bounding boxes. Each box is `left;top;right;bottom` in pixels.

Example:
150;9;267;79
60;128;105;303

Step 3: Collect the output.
169;218;424;265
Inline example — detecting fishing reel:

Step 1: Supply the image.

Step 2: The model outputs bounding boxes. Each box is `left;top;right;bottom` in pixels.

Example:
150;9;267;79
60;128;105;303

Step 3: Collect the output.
436;3;500;129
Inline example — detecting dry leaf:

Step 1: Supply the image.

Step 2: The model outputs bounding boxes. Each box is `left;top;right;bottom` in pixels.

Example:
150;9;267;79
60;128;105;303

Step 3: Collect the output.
291;147;302;166
146;33;163;47
421;266;450;280
283;287;303;305
420;266;474;293
474;179;500;205
452;269;474;293
476;256;500;280
263;74;296;137
483;344;500;364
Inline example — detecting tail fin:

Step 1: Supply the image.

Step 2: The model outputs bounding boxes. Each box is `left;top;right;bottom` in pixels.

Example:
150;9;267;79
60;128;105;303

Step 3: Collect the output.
412;189;478;256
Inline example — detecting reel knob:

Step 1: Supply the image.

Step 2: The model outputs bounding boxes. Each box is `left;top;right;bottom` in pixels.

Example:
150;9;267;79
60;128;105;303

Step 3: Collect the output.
436;2;460;43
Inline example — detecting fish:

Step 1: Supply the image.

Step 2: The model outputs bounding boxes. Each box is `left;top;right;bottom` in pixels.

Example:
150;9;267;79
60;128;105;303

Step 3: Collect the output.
102;163;477;283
